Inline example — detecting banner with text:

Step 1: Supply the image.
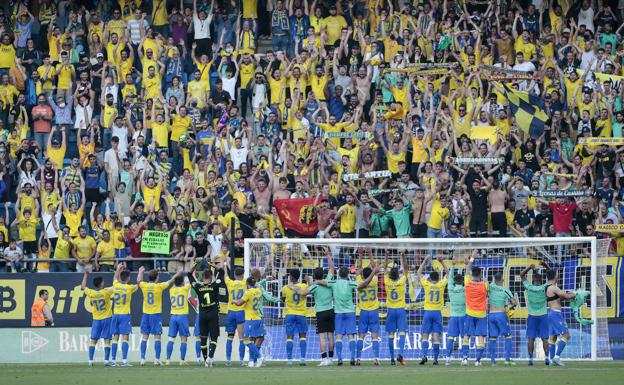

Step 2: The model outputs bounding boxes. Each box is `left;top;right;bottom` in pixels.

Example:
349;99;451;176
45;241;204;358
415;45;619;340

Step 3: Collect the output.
0;273;178;327
0;327;227;363
140;231;171;254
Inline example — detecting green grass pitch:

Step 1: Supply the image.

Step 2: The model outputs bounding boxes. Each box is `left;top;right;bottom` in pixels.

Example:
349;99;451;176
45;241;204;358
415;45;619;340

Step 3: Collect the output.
2;361;623;385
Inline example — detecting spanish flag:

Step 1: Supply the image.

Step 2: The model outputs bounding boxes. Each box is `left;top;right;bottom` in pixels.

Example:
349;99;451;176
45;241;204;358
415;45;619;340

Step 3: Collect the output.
504;85;549;139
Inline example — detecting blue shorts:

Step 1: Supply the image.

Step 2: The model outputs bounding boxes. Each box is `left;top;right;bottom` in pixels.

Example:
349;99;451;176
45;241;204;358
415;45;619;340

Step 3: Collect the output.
447;316;467;337
225;310;245;333
488;312;510;337
140;313;163;335
91;317;112;340
111;314;132;336
358;309;380;334
386;308;407;333
244;320;265;338
527;314;549;339
285;314;308;336
335;312;357;335
168;314;190;337
465;315;487;337
422;310;443;334
194;314;200;337
548;309;569;336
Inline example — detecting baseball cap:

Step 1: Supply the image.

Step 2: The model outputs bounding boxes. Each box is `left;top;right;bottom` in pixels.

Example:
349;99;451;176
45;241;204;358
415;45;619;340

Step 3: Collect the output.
96;53;104;58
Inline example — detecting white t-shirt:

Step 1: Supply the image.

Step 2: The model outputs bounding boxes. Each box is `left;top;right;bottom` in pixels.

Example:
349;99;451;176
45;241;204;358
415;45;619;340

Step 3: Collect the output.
207;234;223;258
104;85;119;104
222;76;237;101
111;125;129;156
104;148;120;175
230;147;249;170
193;14;213;39
577;8;595;32
74;104;94;129
252;84;267;111
41;211;62;239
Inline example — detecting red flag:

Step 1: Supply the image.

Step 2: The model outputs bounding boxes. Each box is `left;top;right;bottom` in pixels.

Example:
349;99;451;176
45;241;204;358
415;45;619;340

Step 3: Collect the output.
273;197;320;236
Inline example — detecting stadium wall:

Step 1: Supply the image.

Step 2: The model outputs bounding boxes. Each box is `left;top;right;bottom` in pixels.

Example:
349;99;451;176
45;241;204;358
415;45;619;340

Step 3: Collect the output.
1;324;623;363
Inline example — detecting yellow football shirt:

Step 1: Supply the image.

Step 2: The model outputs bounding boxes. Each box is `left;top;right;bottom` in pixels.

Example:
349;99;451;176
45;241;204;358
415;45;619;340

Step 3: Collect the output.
73;235;96;261
140;281;170;314
242;287;262;321
420;278;448;311
281;284;308;316
84;287;113;320
169;284;192;315
96;240;116;266
112;280;138;315
385;275;407;309
357;275;379;311
225;276;246;312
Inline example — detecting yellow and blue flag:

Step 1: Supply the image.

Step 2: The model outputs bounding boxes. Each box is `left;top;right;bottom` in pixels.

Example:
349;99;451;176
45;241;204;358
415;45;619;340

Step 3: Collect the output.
504;85;549;139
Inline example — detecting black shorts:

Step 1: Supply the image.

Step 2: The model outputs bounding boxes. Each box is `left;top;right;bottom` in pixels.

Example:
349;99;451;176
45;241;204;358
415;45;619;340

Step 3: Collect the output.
316;309;335;333
412;223;427;238
23;240;38;254
199;310;220;338
85;188;101;203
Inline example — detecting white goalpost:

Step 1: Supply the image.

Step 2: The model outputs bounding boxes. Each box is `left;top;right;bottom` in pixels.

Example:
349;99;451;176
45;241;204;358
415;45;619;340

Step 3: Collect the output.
243;237;612;361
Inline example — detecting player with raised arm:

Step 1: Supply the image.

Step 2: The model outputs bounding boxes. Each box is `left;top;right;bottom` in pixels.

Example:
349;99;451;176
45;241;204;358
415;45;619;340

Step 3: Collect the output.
233;277;265;368
417;255;448;365
488;272;517;365
356;249;382;366
520;263;550;366
187;260;221;367
307;248;336;366
137;268;179;366
282;269;309;366
166;268;192;365
81;268;113;366
224;264;247;367
445;258;467;366
544;262;577;366
463;251;489;366
326;263;364;366
384;250;409;366
249;268;280;366
110;264;140;366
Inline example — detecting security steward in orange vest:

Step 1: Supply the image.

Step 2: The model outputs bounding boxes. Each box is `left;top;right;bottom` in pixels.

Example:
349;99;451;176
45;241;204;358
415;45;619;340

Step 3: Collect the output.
31;289;54;327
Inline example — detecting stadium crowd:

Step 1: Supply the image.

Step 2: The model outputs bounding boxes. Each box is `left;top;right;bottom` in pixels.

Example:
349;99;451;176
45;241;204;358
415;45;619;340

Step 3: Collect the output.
1;0;624;273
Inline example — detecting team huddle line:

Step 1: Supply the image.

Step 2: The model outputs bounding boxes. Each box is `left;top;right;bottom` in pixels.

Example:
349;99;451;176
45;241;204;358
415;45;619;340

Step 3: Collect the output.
78;249;578;368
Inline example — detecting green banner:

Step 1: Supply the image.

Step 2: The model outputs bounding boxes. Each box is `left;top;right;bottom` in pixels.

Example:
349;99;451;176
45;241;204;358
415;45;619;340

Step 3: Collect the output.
1;327;229;363
140;231;171;254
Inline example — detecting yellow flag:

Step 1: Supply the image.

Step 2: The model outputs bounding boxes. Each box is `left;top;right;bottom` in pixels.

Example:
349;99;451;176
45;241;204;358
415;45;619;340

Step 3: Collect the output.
470;125;500;143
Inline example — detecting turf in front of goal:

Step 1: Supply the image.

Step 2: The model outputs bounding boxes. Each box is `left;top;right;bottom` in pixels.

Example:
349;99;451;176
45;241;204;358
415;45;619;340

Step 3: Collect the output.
3;362;623;385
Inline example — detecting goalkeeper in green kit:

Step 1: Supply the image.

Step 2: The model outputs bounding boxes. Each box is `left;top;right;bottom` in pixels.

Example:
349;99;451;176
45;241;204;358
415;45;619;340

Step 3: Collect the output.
520;264;550;366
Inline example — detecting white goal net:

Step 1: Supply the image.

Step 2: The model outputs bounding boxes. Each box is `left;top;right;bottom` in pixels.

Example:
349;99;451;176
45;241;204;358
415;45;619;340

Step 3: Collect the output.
244;237;612;361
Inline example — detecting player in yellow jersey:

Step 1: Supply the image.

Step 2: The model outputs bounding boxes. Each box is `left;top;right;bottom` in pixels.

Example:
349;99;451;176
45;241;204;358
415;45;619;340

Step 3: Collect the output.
416;255;449;365
384;250;409;365
356;251;381;365
224;265;247;366
233;277;264;368
81;268;113;366
137;268;180;366
166;272;192;365
282;269;309;365
110;264;140;366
